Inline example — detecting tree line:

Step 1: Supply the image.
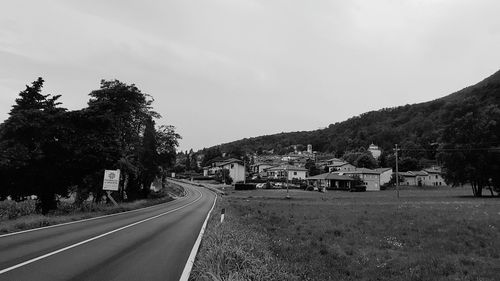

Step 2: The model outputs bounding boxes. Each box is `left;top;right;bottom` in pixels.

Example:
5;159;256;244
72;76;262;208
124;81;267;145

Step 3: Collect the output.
0;78;180;213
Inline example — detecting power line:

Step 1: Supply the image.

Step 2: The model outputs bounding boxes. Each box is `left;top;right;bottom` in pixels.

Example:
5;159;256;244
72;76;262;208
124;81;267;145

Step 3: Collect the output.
399;147;500;152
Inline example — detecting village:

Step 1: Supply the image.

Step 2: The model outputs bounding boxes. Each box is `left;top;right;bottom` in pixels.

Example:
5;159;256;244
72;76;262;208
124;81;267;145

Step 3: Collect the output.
198;143;446;192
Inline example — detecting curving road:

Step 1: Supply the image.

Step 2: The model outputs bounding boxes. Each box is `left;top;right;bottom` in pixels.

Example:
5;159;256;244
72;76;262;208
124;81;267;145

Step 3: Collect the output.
0;181;216;281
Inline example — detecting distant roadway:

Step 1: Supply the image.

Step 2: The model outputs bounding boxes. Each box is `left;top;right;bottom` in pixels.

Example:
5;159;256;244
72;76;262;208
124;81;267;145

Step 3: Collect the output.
0;180;216;281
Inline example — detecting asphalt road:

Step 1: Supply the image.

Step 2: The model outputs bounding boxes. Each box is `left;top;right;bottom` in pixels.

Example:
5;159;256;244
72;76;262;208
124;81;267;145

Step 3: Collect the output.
0;181;216;281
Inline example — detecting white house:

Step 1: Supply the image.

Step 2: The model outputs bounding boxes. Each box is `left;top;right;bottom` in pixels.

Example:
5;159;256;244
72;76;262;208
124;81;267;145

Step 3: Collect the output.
374;168;393;186
400;167;446;187
336;167;393;191
400;170;433;186
423;168;446;186
328;162;356;172
251;163;276;174
266;165;308;180
217;159;246;183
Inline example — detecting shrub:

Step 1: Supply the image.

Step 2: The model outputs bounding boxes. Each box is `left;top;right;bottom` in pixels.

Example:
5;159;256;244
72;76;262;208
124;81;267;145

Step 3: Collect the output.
0;200;37;220
234;183;257;190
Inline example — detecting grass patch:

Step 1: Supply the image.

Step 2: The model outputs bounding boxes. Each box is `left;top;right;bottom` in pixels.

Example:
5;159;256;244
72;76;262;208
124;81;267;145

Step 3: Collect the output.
192;187;500;281
0;181;184;234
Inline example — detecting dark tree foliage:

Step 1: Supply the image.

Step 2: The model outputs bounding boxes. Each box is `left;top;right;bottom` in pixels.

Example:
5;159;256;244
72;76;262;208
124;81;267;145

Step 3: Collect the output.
156;125;181;185
214;168;232;184
343;151;378;169
200;146;222;167
87;80;162;201
305;159;321;176
439;96;500;196
139;117;158;198
64;109;121;203
0;78;71;213
0;78;180;212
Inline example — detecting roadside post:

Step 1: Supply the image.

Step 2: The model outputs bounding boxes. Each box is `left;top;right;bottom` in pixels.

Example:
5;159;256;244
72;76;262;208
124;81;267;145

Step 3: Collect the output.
103;169;120;207
220;208;225;223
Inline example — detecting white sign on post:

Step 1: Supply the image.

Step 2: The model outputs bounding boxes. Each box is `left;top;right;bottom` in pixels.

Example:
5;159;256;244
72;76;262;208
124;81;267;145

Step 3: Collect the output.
103;169;120;191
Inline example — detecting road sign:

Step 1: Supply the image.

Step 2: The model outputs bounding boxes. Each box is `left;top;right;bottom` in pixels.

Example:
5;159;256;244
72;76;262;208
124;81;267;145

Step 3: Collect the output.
103;169;120;191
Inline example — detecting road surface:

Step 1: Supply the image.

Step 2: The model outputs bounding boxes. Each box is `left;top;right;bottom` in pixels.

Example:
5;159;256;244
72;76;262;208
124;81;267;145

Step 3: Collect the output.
0;180;216;281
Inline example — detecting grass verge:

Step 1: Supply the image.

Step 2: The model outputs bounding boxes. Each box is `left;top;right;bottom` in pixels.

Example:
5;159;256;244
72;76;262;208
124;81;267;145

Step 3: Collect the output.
191;187;500;281
0;181;185;235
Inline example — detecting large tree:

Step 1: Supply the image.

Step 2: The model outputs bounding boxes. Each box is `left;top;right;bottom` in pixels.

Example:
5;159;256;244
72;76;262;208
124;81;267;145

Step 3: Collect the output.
439;97;500;196
86;80;161;200
0;78;72;213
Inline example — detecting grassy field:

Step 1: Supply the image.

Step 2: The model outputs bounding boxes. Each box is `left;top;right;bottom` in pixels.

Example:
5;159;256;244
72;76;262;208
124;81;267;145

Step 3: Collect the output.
191;187;500;281
0;181;185;234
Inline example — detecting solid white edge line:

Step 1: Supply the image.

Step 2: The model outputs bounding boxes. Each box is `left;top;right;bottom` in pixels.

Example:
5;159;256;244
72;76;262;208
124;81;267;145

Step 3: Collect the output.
0;188;203;275
179;187;217;281
0;182;189;238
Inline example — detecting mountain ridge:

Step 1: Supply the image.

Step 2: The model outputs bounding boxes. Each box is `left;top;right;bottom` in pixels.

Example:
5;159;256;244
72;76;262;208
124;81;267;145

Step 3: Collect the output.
201;69;500;157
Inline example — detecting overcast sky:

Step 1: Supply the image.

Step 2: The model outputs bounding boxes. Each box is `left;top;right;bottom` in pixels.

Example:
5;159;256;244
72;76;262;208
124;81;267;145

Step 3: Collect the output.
1;0;500;151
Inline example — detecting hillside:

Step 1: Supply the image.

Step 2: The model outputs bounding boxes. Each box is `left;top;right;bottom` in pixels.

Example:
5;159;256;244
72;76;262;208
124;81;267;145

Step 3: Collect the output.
207;70;500;158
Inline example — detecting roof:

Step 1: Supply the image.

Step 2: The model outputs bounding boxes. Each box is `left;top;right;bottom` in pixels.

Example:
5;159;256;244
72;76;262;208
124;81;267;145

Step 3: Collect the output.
410;171;428;176
266;165;308;172
342;168;380;175
307;172;354;181
423;168;441;174
400;172;415;177
216;158;244;167
338;167;391;175
252;162;275;167
327;162;352;167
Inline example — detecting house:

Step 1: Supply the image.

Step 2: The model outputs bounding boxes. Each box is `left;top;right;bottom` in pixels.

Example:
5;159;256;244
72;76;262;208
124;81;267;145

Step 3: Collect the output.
400;171;430;186
328;162;356;172
217;159;246;183
336;167;393;191
306;173;354;190
202;158;246;183
266;165;308;180
250;162;275;174
399;168;446;186
423;168;446;186
374;168;393;186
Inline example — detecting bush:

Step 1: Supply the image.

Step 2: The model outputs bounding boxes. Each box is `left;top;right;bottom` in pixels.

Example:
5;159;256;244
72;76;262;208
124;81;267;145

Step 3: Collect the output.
234;183;257;190
192;176;213;181
0;200;37;220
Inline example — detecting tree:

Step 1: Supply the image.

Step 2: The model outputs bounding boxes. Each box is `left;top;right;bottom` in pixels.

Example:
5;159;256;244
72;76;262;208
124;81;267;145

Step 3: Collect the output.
305;159;321;176
439;97;500;197
156;125;181;185
355;153;378;169
215;168;232;184
201;146;222;167
86;80;161;200
139;117;158;198
0;78;72;213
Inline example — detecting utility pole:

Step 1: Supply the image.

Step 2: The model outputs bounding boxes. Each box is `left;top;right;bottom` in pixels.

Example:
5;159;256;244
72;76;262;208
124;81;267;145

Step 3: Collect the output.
243;157;246;184
285;166;290;199
395;144;399;199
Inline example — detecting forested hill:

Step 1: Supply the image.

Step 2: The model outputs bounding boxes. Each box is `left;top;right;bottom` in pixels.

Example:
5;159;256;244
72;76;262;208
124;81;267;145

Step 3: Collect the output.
210;69;500;156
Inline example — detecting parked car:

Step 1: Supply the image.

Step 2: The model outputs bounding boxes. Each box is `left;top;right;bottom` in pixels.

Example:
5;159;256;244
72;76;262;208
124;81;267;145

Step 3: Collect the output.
256;183;265;189
350;184;367;192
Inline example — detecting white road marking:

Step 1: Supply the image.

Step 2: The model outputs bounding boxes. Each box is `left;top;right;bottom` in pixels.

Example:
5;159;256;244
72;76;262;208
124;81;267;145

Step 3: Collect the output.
179;182;218;281
0;190;190;238
0;188;202;275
